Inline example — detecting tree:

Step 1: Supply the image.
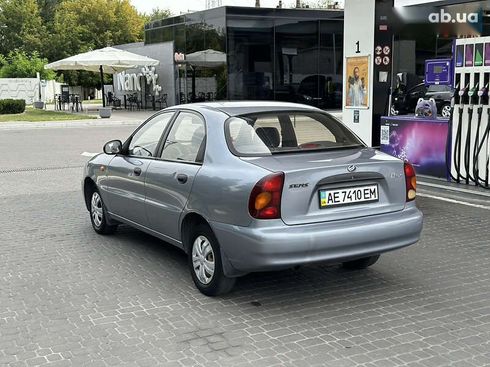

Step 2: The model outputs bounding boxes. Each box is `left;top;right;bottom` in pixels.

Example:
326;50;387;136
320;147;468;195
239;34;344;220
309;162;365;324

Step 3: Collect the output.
47;0;144;60
144;7;171;23
0;0;46;56
36;0;62;25
46;0;145;87
0;50;56;79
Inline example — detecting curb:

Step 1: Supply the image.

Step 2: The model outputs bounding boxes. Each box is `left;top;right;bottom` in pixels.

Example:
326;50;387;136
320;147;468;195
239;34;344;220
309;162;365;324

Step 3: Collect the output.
0;120;141;130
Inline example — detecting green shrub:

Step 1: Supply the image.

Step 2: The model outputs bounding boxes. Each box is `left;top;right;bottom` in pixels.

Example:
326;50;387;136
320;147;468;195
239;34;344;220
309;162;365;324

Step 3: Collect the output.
0;99;26;114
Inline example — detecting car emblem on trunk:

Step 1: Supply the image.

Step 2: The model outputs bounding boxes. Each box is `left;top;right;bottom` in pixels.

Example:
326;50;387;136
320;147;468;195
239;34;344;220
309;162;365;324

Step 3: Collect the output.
347;165;357;172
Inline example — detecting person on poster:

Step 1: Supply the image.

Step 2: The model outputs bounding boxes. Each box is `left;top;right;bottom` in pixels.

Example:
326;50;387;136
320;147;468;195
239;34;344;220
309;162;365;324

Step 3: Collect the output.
348;67;366;106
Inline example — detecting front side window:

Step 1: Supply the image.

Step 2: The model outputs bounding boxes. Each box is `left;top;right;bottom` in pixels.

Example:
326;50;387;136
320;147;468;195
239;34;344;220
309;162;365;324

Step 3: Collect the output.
226;111;363;156
128;112;174;157
161;112;206;163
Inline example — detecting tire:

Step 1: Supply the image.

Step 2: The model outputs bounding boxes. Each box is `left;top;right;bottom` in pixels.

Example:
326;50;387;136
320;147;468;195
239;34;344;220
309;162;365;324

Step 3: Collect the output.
89;189;117;235
342;255;380;270
188;223;235;296
441;103;451;118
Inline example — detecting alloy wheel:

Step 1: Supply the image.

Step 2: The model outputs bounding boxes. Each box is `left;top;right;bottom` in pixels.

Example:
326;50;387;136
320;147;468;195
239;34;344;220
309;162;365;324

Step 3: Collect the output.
91;192;104;228
192;235;215;285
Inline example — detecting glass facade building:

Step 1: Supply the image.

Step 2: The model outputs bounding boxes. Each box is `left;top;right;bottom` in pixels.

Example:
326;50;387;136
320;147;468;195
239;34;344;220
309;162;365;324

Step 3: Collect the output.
145;7;344;108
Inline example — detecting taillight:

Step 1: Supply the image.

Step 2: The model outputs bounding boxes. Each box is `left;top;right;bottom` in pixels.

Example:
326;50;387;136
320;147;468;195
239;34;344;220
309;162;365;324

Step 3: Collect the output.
404;162;416;202
249;172;284;219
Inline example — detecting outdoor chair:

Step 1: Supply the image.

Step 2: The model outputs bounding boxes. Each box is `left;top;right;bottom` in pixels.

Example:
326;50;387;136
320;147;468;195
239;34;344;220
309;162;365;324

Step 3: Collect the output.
58;94;70;111
107;92;114;106
112;97;121;109
70;94;82;113
127;94;141;111
107;93;122;109
54;94;61;111
156;94;168;109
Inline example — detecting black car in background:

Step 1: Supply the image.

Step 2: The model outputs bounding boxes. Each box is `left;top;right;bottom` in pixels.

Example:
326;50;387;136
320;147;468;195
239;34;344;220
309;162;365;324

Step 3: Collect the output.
296;75;342;109
391;83;453;118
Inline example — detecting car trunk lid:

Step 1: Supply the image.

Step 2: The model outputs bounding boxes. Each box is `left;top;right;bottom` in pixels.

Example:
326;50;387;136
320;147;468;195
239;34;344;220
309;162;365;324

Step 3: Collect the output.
241;148;406;225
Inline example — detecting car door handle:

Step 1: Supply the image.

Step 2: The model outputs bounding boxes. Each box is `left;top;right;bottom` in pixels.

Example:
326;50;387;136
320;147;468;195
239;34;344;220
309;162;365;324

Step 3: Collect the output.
133;167;142;176
176;173;188;184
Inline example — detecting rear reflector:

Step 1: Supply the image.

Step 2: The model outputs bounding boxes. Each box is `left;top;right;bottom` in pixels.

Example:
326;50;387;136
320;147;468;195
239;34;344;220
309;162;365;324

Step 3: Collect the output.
249;172;284;219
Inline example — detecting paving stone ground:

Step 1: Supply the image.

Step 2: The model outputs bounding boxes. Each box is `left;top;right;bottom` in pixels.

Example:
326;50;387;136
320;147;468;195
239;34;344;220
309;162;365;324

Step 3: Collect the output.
0;126;489;367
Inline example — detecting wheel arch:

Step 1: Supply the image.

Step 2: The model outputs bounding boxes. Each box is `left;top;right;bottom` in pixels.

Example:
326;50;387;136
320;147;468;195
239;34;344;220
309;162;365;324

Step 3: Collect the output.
83;177;97;211
180;211;244;278
180;212;209;253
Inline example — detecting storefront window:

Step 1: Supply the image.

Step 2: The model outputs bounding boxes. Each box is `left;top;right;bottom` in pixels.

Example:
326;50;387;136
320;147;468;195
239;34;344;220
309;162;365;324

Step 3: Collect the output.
274;19;318;104
227;17;274;100
144;8;343;108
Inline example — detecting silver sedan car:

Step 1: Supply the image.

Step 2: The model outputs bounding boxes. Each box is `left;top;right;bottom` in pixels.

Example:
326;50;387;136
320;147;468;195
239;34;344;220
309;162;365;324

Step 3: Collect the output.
83;102;423;296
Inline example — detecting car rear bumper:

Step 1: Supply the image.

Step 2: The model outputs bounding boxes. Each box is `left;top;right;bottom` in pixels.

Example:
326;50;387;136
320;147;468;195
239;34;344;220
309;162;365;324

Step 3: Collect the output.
210;203;423;276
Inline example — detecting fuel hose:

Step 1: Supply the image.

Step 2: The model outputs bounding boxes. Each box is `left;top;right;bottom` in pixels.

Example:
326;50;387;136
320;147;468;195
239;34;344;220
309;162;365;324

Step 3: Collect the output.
473;108;490;189
463;105;474;184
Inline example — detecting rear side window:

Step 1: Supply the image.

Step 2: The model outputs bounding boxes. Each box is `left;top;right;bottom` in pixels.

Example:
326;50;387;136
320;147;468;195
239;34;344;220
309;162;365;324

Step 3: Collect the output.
226;111;363;156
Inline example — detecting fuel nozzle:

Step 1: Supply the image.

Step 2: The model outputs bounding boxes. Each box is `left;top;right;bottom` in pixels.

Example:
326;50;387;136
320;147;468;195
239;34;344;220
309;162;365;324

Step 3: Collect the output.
459;83;469;105
478;84;489;105
469;83;479;106
453;83;461;106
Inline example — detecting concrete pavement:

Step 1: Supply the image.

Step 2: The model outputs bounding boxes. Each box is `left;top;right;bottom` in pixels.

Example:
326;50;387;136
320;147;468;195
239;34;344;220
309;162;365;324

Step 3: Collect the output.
0;124;489;367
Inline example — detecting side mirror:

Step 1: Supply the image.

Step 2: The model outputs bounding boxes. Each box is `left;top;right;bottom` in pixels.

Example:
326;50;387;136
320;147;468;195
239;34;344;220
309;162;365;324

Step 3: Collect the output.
103;140;122;155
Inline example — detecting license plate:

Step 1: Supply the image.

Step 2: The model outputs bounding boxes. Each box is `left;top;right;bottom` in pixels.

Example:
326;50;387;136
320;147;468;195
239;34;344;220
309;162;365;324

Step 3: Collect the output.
319;184;379;208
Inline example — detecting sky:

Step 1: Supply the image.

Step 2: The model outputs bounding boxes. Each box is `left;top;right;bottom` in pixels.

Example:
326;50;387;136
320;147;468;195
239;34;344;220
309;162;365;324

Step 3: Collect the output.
130;0;295;15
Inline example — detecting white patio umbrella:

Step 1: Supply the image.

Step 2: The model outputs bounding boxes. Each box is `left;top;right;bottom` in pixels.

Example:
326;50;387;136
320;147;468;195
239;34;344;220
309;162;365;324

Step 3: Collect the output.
185;49;226;68
183;49;226;101
45;47;160;107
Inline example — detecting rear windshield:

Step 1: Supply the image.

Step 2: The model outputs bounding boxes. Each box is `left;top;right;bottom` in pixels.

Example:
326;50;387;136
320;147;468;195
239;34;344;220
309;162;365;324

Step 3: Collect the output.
225;111;364;156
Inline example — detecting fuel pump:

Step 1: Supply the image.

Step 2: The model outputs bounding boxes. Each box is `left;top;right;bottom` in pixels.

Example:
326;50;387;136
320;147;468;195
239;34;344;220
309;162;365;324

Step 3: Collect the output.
449;37;490;189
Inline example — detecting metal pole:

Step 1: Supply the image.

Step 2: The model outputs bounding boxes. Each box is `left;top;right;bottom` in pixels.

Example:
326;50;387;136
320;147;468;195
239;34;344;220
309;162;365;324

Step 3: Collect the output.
192;67;196;102
388;35;395;116
99;65;106;107
184;66;188;103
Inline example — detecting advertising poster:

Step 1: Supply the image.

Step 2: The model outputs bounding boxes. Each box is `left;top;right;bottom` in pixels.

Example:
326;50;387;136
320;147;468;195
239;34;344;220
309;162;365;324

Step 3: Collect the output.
485;43;490;67
465;44;474;67
455;44;464;67
345;56;369;109
474;43;483;67
380;117;449;178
